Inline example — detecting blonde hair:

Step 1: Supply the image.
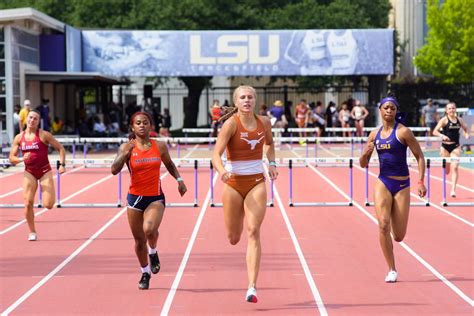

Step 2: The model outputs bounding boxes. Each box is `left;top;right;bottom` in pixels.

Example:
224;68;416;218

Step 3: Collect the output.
445;102;457;117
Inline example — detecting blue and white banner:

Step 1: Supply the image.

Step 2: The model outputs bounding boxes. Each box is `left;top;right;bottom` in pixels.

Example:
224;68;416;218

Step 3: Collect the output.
82;29;394;76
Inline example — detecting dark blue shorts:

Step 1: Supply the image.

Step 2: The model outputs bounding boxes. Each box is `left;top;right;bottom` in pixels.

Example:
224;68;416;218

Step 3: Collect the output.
379;175;410;196
127;193;166;212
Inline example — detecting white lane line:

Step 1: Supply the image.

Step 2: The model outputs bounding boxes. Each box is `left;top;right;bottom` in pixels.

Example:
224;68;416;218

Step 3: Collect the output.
1;206;128;316
271;171;328;315
0;166;86;199
0;172;118;235
160;172;218;316
291;145;473;306
317;143;473;227
408;166;473;193
308;162;473;307
359;165;473;227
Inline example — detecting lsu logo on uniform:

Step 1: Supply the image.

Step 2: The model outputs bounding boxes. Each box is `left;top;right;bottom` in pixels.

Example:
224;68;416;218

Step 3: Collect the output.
377;143;391;150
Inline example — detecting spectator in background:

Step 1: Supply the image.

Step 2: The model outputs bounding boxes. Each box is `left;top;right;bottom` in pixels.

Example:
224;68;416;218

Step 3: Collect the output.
338;102;351;138
325;101;338;136
258;103;268;117
294;99;310;144
421;98;439;136
93;116;107;137
13;104;21;135
351;99;369;137
311;101;326;137
19;99;31;132
36;99;51;131
159;108;171;137
51;116;64;134
210;100;222;137
268;100;288;128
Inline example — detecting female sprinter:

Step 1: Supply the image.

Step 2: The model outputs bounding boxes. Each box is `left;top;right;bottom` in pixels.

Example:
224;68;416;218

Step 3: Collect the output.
111;112;187;290
212;85;278;303
432;102;469;197
360;96;426;283
9;109;66;241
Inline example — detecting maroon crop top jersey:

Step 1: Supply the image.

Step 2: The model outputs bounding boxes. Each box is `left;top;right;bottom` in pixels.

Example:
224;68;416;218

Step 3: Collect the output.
20;130;52;179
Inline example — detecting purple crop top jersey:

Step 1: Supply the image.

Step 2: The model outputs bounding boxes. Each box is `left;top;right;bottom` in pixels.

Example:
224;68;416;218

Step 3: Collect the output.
375;123;410;195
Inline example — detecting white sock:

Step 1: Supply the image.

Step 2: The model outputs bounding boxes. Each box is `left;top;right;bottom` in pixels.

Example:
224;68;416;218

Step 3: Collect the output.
148;247;157;255
141;265;151;274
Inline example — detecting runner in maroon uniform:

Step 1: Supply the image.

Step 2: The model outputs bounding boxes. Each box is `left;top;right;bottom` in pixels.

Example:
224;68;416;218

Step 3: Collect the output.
9;110;66;241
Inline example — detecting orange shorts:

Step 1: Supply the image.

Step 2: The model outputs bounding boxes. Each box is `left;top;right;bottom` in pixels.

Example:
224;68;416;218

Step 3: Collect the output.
226;173;265;198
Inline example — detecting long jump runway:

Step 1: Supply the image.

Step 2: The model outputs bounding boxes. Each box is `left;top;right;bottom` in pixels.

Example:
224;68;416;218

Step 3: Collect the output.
0;146;472;315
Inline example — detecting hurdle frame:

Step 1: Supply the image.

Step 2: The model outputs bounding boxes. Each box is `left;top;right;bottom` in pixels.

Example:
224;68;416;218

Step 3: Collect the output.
287;158;353;207
441;158;474;207
364;159;431;207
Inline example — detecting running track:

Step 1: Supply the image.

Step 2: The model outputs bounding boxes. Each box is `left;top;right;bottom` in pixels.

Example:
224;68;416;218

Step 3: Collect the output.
0;146;472;315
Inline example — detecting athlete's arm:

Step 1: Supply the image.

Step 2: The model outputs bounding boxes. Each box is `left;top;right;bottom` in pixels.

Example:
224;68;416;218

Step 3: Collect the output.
432;117;448;140
111;141;134;175
42;131;66;173
260;116;277;180
459;118;470;139
8;134;24;165
158;141;187;196
212;117;236;182
400;127;426;197
359;130;376;168
362;106;369;119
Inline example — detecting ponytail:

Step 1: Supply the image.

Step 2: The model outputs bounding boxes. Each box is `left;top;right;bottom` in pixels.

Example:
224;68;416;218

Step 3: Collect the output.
218;106;238;123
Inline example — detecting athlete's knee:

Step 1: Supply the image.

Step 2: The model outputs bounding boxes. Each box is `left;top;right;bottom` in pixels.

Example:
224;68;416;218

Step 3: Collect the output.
228;233;241;245
143;227;157;239
43;200;55;209
378;219;391;235
246;226;261;241
393;231;406;242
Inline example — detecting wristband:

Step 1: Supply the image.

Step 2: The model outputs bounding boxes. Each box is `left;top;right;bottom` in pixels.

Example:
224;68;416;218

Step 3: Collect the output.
176;177;184;182
60;162;66;167
269;161;277;167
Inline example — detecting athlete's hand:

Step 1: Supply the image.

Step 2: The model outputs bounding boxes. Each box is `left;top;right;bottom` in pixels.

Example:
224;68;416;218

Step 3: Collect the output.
268;165;278;180
418;183;427;198
440;135;450;142
22;152;31;162
178;181;187;196
58;165;66;174
221;172;232;183
123;139;136;155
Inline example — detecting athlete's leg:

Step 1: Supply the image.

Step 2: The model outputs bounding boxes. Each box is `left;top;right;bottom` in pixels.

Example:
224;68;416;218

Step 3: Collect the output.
374;179;395;271
440;146;450;175
223;184;245;245
22;172;38;233
243;182;266;288
127;209;148;267
390;187;410;242
143;201;165;249
39;171;55;209
450;147;462;196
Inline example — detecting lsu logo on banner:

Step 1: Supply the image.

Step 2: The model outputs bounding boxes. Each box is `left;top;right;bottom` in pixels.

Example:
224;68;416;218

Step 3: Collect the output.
190;35;280;64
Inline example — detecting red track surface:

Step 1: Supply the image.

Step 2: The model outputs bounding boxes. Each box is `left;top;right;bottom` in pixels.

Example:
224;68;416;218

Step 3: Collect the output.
0;148;472;315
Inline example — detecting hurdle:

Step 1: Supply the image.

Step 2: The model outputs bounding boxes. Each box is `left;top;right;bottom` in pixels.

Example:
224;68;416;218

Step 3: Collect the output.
54;158;201;208
209;161;274;207
0;159;44;208
286;157;353;207
364;158;431;207
441;157;474;207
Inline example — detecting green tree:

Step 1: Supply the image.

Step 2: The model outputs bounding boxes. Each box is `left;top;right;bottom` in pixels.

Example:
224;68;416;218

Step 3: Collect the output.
414;0;474;84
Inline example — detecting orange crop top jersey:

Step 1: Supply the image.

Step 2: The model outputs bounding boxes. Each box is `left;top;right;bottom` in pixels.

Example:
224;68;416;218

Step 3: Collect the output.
127;141;162;196
226;114;265;161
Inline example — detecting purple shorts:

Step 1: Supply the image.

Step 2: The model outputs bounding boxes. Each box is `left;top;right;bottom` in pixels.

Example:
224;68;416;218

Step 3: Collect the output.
379;175;410;196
